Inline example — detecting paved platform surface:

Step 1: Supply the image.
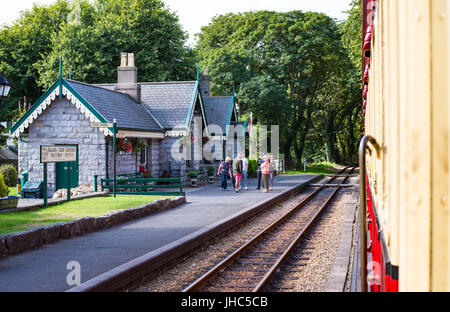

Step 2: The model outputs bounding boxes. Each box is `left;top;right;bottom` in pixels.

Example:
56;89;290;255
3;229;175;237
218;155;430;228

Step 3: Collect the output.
0;174;316;292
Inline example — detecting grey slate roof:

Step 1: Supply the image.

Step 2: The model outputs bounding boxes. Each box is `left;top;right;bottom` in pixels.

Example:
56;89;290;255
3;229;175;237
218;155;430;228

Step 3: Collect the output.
203;96;233;134
66;80;163;132
140;82;197;130
0;147;17;161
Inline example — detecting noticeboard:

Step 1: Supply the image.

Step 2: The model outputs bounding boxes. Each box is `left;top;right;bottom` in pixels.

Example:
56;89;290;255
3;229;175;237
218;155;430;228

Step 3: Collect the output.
40;145;77;163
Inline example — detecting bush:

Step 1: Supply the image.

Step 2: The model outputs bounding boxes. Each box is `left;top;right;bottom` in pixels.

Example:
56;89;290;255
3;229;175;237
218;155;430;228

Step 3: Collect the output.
0;164;18;187
206;165;215;176
248;159;258;178
187;171;197;179
0;174;8;197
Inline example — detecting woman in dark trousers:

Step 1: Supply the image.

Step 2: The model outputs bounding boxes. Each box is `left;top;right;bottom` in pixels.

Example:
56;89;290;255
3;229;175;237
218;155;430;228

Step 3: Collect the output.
217;157;232;191
256;154;265;190
269;154;276;191
260;155;270;193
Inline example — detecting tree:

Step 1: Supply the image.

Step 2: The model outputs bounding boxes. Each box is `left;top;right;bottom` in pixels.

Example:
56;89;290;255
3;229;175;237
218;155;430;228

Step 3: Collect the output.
0;0;72;124
36;0;197;88
341;0;363;73
196;11;357;167
0;0;197;140
339;0;364;161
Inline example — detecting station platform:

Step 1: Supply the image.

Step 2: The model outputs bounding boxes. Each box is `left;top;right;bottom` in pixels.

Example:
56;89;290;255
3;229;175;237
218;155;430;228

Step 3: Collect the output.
0;174;318;292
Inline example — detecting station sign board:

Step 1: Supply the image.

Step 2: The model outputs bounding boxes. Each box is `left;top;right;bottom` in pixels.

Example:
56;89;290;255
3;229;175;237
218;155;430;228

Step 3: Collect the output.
40;145;77;163
91;122;114;128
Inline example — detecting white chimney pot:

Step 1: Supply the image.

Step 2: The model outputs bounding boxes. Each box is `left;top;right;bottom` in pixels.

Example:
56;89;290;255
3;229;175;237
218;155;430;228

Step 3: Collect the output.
127;53;135;67
120;52;128;67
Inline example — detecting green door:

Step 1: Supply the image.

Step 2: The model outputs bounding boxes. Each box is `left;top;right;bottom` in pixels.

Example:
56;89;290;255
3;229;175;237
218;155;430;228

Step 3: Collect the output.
55;148;79;191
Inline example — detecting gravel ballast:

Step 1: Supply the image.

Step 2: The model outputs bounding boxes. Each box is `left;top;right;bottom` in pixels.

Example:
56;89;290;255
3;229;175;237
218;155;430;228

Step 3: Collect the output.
125;175;358;292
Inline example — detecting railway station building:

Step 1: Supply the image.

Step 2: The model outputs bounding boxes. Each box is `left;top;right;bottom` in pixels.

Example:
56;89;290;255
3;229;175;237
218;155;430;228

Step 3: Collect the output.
9;53;238;195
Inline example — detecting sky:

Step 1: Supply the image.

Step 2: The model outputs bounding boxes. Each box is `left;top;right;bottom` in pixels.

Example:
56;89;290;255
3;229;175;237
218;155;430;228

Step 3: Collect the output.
1;0;352;46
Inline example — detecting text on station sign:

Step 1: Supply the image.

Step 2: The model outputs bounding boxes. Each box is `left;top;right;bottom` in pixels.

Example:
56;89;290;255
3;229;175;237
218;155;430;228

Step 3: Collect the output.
91;122;114;128
41;145;77;163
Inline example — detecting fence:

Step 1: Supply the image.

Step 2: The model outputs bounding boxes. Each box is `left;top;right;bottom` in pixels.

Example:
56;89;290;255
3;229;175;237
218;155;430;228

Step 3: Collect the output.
100;177;184;196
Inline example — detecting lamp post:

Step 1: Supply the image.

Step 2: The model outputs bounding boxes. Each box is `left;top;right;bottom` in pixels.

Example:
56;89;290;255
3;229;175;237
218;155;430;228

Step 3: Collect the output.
0;71;11;105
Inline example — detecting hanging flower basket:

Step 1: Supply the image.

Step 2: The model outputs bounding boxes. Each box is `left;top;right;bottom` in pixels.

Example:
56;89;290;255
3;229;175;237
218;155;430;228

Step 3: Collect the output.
116;138;133;153
131;138;148;153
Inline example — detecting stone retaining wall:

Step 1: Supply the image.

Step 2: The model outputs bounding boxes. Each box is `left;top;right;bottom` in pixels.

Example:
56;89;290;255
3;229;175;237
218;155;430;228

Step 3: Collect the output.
0;196;186;259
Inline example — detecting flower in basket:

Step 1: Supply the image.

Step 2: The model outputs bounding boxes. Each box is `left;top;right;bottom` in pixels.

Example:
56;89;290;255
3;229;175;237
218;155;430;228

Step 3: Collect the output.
132;138;148;153
116;138;133;153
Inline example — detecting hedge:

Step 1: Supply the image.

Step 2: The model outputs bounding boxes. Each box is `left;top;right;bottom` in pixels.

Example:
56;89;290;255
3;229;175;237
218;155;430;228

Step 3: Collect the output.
0;164;18;187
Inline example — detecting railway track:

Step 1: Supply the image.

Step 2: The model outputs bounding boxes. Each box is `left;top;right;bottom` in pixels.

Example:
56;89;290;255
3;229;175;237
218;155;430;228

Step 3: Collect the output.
182;167;354;292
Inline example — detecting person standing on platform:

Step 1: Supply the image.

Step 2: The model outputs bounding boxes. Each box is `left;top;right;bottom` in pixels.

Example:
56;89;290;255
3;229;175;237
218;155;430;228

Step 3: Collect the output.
269;154;277;191
217;157;232;191
230;158;236;190
261;155;270;193
233;154;243;193
241;153;249;190
256;153;265;190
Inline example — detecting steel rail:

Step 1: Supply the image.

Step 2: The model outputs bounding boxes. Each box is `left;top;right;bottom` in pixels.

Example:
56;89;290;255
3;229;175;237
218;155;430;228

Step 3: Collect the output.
182;167;351;292
252;167;354;292
358;135;381;292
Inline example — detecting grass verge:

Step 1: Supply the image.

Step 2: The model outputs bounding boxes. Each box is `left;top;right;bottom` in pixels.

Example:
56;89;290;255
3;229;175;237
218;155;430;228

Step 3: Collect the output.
284;162;340;175
0;195;170;235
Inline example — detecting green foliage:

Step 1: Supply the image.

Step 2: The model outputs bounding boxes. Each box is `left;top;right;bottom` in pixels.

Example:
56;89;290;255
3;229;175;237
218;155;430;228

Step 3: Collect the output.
0;125;8;147
206;165;215;176
247;159;257;178
0;0;197;125
187;171;197;179
0;174;8;197
8;187;18;196
0;0;72;123
285;162;338;175
131;138;148;153
340;0;363;73
0;164;18;187
35;0;197;88
196;9;363;168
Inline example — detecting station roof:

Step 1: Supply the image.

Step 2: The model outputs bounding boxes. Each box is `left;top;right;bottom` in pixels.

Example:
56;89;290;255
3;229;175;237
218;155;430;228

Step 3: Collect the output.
66;80;163;132
140;81;198;130
0;147;17;161
203;96;236;134
10;77;236;138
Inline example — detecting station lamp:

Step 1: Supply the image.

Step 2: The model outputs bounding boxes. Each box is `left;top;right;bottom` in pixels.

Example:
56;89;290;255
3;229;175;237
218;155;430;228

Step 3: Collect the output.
0;71;11;105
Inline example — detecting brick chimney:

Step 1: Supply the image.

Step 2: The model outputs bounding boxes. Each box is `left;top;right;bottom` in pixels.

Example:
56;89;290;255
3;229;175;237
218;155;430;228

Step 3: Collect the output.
199;69;210;97
115;52;141;103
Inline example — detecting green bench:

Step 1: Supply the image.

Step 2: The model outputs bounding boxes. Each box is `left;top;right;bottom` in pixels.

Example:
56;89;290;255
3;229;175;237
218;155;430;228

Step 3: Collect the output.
100;177;184;196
